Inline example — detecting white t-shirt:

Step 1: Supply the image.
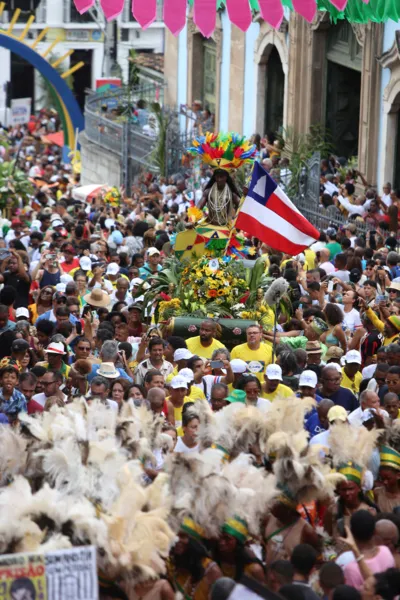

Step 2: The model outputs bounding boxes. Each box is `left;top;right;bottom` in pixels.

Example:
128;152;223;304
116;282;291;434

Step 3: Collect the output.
194;375;222;401
309;429;330;450
32;392;67;407
342;307;362;333
381;193;392;208
320;261;335;275
334;269;350;283
256;397;271;412
362;364;377;379
174;438;199;454
348;406;389;427
106;399;119;412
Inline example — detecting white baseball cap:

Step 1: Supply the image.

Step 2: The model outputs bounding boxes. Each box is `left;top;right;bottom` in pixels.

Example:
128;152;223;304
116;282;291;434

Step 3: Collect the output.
230;359;248;374
147;247;160;256
105;218;115;229
130;277;144;289
179;368;195;383
265;364;282;381
106;262;119;276
299;370;318;388
345;350;362;365
52;219;64;228
174;348;194;361
55;283;66;293
46;342;66;355
170;376;188;389
30;219;42;231
15;307;30;319
79;256;92;271
60;274;73;284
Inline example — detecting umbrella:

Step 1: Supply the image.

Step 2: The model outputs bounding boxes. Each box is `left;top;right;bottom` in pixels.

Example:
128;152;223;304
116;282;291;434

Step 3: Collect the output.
41;132;64;147
174;224;231;260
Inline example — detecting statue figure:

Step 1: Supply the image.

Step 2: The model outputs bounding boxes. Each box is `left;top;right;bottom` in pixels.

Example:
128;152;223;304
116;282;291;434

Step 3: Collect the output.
188;132;257;227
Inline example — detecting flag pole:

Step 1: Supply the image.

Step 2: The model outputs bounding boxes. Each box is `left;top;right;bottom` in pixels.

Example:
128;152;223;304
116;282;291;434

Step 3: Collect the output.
223;164;253;256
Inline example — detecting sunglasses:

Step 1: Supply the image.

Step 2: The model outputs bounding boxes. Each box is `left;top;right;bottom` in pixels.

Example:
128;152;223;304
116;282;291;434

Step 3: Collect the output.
56;298;67;304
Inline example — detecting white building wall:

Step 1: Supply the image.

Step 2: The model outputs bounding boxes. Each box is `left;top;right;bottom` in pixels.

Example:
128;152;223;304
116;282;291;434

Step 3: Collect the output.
377;20;400;191
0;0;164;122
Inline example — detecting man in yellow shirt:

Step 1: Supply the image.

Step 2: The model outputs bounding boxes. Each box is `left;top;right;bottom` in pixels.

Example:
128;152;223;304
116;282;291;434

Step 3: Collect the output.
166;375;193;436
186;319;225;360
341;350;363;396
261;364;293;401
231;324;272;383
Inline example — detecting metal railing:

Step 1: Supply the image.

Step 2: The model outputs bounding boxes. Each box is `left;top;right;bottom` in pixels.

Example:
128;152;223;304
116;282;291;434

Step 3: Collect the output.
84;83;191;185
291;153;371;233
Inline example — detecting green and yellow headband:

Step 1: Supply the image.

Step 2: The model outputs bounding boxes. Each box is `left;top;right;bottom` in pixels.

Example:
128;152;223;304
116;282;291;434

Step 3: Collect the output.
380;445;400;471
181;517;206;542
337;461;363;486
276;484;298;510
211;443;230;462
222;516;249;544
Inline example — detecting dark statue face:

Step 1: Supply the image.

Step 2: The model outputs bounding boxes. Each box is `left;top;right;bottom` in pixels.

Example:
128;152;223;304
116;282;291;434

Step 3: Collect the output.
215;170;228;188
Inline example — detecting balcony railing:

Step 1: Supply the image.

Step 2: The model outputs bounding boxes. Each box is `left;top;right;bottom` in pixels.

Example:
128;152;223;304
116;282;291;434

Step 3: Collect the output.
84;83;193;184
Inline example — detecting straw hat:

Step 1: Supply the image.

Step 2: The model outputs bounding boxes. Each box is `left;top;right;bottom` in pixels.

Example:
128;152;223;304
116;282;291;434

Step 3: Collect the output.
83;288;110;308
97;362;119;379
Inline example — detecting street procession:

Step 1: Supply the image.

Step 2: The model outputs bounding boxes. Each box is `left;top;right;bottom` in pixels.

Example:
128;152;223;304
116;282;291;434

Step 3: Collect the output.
0;0;400;599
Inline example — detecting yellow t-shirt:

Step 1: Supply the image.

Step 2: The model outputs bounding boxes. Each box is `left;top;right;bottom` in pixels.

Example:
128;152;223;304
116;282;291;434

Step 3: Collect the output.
188;386;206;402
166;368;178;383
261;383;293;402
167;395;192;436
341;369;363;395
186;336;225;360
304;249;316;271
230;343;273;382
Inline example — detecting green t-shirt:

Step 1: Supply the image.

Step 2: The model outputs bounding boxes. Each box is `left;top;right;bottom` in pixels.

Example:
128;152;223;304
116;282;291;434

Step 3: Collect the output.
326;241;342;259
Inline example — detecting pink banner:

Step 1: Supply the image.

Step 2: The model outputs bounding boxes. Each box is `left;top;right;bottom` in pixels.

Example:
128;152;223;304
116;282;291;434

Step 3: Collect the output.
258;0;284;29
164;0;187;35
193;0;216;38
100;0;124;20
132;0;157;29
328;0;348;10
291;0;316;22
226;0;252;32
73;0;95;14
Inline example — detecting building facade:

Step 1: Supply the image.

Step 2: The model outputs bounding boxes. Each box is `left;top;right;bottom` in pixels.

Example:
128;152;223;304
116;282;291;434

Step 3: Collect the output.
0;0;165;122
164;9;400;190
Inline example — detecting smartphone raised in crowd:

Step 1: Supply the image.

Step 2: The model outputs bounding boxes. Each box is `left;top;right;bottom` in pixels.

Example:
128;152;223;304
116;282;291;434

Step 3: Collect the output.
210;360;224;369
327;280;334;293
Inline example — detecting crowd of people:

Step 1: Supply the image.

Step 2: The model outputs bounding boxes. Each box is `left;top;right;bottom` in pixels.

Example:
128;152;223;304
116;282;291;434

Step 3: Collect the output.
0;117;400;600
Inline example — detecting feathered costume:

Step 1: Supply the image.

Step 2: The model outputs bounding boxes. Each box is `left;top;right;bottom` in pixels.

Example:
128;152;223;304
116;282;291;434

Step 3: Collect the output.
188;132;257;173
329;421;382;488
0;392;352;590
0;398;176;593
187;132;256;234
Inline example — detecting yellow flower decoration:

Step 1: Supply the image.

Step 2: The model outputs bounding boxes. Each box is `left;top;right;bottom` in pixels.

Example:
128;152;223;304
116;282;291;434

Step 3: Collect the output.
188;206;204;223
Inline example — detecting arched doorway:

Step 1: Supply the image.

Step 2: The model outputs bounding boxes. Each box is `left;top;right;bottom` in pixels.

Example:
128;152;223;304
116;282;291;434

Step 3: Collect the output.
264;47;284;135
191;34;217;115
325;21;361;158
254;32;287;137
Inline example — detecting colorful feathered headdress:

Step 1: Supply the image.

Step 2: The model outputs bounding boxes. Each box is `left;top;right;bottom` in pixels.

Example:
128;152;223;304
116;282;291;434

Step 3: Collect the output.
188;132;257;172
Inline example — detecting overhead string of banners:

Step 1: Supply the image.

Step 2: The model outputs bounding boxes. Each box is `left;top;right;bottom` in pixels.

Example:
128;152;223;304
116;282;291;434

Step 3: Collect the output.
73;0;400;38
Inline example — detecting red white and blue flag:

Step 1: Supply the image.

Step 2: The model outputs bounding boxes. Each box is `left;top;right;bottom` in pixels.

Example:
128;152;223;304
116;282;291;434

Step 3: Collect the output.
235;162;320;255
